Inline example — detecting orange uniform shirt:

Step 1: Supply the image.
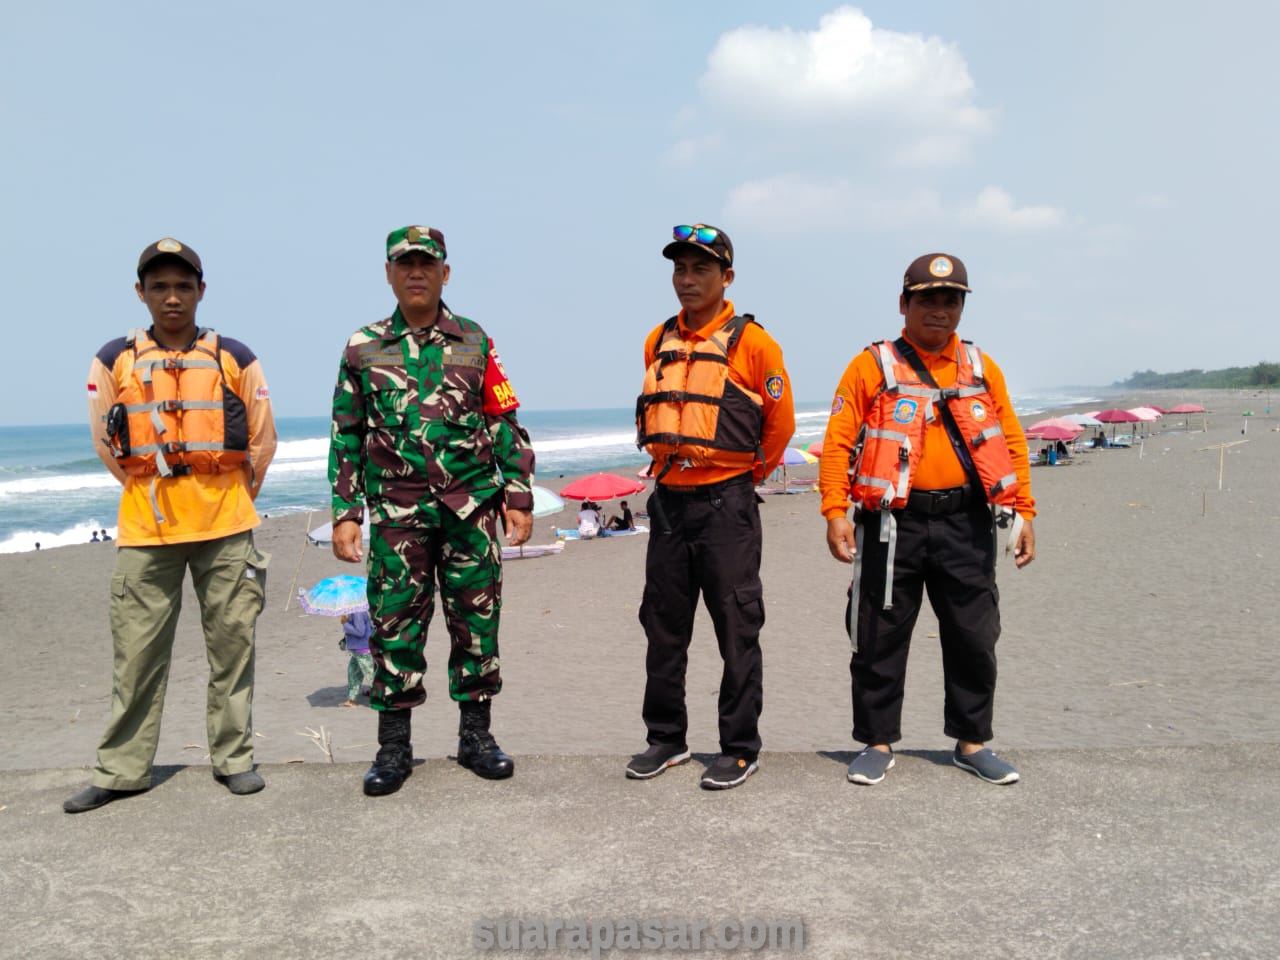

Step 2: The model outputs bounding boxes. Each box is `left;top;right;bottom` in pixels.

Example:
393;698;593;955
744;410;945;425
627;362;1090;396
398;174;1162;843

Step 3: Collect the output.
818;330;1035;520
88;336;277;546
643;300;795;487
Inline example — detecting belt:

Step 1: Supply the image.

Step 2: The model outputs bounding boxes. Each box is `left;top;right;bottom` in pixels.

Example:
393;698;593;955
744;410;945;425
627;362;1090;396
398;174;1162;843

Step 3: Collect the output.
905;486;974;515
658;472;754;498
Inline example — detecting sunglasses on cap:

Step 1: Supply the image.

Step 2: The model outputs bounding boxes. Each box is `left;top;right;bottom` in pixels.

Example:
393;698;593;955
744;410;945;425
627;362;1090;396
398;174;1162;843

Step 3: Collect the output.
672;224;719;245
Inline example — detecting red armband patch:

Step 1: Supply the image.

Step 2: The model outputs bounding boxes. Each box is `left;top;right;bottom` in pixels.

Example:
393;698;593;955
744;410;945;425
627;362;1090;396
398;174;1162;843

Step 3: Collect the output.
482;347;520;414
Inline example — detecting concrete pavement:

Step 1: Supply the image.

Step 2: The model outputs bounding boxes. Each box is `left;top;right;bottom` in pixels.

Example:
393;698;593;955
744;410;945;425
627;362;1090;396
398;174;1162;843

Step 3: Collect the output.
1;745;1276;959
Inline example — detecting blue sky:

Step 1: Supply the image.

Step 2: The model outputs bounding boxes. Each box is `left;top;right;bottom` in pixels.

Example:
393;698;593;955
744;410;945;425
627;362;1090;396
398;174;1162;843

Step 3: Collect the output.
3;2;1276;426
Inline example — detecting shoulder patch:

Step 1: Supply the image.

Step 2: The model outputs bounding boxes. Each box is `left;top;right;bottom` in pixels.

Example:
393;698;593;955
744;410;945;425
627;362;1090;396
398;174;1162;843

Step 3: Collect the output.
765;374;785;401
95;337;130;370
218;336;258;369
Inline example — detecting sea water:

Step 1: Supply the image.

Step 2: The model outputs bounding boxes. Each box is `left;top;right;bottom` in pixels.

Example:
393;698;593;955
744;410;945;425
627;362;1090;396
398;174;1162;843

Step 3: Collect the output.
0;393;1093;554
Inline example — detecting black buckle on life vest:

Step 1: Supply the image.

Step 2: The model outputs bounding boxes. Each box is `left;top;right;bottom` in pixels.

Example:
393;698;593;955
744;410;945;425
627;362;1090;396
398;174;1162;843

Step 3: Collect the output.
162;357;184;370
169;465;193;477
159;399;183;412
161;441;187;455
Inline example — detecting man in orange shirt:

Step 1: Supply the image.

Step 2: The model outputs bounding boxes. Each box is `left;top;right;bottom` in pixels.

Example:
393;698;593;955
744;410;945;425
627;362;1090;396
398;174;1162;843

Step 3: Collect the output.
819;253;1034;787
65;238;276;813
630;224;795;789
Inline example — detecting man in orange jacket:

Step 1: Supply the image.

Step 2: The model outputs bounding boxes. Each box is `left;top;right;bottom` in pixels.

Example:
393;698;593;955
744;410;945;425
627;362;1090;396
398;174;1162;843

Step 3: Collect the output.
65;238;276;813
630;224;795;790
819;253;1034;787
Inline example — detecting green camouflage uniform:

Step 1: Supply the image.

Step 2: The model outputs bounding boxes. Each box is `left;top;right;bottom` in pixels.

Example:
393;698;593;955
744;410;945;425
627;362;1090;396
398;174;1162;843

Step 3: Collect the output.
329;304;534;710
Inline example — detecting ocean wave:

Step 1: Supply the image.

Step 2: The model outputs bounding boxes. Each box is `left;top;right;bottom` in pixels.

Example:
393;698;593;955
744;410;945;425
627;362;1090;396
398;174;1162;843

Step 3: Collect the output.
0;472;119;497
532;431;637;454
0;519;115;553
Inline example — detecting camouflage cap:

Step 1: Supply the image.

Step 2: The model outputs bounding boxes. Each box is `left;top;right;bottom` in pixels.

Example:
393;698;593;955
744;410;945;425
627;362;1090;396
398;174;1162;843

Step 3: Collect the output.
137;238;203;279
387;225;447;261
903;253;970;293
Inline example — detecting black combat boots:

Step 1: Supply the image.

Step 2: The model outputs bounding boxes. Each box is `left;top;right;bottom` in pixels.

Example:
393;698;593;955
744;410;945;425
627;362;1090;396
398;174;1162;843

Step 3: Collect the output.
363;709;413;796
456;699;514;780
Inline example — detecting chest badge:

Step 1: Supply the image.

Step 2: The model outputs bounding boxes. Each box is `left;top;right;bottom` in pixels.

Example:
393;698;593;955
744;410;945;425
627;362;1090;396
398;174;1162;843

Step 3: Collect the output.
893;398;918;424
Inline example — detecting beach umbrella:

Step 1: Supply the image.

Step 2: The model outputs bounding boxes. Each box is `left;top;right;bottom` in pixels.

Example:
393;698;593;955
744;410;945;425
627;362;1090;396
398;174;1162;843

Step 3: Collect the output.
1168;403;1205;414
1025;424;1079;441
298;575;368;616
1093;408;1142;444
1026;417;1085;435
1063;413;1103;427
531;485;566;519
559;472;646;502
1128;406;1163;437
782;447;819;465
805;439;825;457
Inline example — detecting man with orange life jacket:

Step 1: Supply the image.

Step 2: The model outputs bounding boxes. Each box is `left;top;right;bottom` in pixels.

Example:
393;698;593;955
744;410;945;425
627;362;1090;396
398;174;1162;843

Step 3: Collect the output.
818;253;1035;788
628;224;794;790
65;238;276;813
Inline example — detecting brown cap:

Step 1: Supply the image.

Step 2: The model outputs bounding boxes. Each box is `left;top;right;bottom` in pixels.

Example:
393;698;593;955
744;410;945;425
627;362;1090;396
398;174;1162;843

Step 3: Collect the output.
137;238;203;280
663;224;733;267
903;253;970;293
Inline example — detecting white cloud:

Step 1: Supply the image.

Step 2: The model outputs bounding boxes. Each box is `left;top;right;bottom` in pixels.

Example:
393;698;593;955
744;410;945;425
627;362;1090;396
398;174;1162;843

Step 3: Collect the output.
960;186;1064;231
725;173;942;228
1136;193;1172;210
698;6;994;163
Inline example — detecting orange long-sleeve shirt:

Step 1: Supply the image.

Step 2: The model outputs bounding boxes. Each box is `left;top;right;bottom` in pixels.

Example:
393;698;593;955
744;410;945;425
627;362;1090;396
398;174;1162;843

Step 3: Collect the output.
88;332;277;546
818;330;1035;520
643;299;795;487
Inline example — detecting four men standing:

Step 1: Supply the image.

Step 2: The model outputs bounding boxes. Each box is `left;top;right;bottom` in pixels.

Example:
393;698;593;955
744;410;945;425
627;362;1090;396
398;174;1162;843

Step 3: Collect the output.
69;232;1034;810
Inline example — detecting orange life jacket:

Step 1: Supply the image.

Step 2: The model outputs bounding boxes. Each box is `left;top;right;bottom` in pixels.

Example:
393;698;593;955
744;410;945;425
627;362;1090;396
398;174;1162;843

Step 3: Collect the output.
850;339;1017;510
636;314;763;475
104;327;249;479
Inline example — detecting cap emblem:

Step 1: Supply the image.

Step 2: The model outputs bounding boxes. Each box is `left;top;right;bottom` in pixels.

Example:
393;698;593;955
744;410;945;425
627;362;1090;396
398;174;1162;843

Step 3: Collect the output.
929;256;953;278
406;227;422;242
157;239;183;253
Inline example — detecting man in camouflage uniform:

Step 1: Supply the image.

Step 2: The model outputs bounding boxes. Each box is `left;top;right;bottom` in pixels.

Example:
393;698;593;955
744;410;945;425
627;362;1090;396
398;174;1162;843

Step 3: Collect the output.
329;225;535;796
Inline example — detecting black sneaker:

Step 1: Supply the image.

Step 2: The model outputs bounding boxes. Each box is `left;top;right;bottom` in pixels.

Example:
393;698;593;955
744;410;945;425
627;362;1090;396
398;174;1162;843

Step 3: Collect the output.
953;746;1020;784
63;784;146;814
699;755;758;790
625;743;692;780
214;770;265;795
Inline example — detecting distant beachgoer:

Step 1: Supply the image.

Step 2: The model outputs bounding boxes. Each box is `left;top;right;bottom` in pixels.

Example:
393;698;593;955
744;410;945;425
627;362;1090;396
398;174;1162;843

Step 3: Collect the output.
607;501;635;531
339;611;376;707
101;529;113;541
34;542;40;550
90;531;100;542
630;222;794;790
64;237;277;815
576;503;601;539
819;252;1035;789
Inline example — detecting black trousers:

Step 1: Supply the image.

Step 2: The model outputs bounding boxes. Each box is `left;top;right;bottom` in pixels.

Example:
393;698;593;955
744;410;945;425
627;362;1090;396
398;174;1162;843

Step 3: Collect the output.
847;504;1000;745
639;474;765;760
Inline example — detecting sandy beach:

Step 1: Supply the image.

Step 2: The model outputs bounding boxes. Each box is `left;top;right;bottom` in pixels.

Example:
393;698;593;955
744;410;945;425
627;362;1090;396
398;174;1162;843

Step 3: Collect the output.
4;388;1277;771
2;388;1279;959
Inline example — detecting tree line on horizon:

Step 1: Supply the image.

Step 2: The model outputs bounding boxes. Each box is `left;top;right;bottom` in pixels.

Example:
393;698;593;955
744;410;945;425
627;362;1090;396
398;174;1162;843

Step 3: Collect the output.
1116;361;1280;390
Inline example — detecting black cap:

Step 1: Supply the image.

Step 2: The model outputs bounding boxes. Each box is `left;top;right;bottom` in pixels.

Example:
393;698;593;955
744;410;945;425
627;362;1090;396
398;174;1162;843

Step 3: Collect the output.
137;238;203;279
663;224;733;267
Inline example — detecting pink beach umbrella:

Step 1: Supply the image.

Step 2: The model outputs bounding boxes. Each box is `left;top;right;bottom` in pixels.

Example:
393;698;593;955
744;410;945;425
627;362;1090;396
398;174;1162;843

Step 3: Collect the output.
1026;417;1085;435
1025;424;1080;441
559;472;647;502
1094;408;1142;443
1168;403;1205;414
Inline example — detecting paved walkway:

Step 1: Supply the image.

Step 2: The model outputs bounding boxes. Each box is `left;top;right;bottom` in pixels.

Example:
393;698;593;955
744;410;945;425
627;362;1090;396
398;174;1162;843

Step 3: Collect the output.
2;745;1276;959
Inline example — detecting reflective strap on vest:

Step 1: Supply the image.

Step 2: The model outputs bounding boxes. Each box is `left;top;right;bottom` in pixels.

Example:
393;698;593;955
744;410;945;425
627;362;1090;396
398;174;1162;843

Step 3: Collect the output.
875;342;898;391
849;518;866;652
136;356;220;386
972;425;1004;447
963;341;985;380
878;510;898;611
989;472;1017;496
892;435;913;504
864;428;909;442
